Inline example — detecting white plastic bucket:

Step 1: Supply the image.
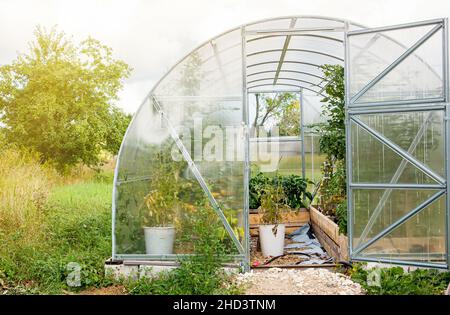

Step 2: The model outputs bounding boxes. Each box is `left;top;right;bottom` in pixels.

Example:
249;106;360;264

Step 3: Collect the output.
259;224;285;257
144;226;176;255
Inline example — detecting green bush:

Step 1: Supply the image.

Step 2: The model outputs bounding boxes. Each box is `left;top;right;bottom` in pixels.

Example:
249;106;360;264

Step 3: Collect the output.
335;199;347;234
350;264;450;295
249;172;312;210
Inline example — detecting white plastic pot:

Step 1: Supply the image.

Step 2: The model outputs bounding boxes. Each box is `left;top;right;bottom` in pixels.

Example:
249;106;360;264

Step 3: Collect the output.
144;226;176;255
259;224;285;257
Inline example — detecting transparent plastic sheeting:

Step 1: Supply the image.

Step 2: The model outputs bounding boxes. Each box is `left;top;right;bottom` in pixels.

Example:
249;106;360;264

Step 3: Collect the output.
347;19;448;267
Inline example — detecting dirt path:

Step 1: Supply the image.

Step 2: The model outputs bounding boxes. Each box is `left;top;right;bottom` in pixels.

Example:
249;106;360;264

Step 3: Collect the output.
235;267;364;295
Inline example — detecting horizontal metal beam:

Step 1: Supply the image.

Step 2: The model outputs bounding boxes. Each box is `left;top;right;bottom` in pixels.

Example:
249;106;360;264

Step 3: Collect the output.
245;26;346;35
247;33;343;43
348;97;446;108
247;77;323;88
114;253;246;261
353;189;446;256
348;104;445;115
247;60;324;69
247;88;301;93
350;255;448;269
247;69;326;81
247;48;343;62
350;183;446;189
250;136;301;143
247;83;325;97
348;18;444;36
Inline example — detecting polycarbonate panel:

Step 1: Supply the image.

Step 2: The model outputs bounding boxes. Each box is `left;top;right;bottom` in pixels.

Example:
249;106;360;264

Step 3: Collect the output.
114;99;239;255
358;193;446;265
303;133;326;183
250;140;302;176
245;18;293;31
352;189;442;247
351;121;438;184
357;110;445;177
289;36;344;59
348;22;444;104
284;50;342;67
294;17;345;29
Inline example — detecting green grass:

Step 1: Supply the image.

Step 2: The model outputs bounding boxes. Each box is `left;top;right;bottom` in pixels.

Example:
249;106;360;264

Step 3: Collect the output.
253;153;326;182
0;177;114;294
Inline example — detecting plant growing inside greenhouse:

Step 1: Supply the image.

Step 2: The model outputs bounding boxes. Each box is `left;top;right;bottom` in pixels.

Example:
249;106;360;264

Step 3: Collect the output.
258;182;290;257
139;144;189;255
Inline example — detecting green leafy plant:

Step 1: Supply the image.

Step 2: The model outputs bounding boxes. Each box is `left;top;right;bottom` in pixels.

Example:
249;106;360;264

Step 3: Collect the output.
249;172;271;209
249;172;312;210
259;183;289;225
350;264;450;295
313;64;347;230
276;175;313;209
335;199;347;234
314;64;345;161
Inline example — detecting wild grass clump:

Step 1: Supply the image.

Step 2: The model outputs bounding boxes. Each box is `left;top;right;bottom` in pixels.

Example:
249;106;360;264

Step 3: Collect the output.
0;147;57;242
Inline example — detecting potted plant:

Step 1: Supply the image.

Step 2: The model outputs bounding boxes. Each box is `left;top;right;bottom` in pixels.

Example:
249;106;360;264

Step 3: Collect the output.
143;188;179;255
258;183;290;257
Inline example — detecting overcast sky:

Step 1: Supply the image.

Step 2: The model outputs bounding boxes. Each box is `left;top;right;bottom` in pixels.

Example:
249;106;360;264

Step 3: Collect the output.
1;0;449;113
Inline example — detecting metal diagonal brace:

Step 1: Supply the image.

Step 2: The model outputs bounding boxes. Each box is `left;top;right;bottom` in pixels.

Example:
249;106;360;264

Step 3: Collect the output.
353;189;445;256
351;116;445;185
350;23;443;104
151;95;245;255
273;18;297;86
354;112;436;248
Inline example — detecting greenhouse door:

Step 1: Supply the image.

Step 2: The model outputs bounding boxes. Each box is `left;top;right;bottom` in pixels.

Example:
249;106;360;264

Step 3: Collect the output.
345;18;450;268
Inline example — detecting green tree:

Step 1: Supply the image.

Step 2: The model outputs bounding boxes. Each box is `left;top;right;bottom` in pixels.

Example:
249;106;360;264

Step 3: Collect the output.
316;64;345;160
252;92;299;137
0;26;131;172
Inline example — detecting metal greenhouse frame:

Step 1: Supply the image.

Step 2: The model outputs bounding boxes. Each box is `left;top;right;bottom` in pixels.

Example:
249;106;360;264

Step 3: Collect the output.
345;18;449;269
112;15;450;271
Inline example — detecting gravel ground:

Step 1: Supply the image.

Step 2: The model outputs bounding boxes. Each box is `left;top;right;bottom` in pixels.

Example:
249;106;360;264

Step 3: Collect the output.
235;268;364;295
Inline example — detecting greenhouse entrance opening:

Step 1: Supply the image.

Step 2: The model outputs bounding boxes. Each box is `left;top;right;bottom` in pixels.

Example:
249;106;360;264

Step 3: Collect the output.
112;16;450;273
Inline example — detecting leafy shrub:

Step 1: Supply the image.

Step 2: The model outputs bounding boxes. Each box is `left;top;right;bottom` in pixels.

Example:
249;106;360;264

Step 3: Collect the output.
276;175;313;209
335;199;347;234
249;172;271;209
249;172;312;210
350;264;450;295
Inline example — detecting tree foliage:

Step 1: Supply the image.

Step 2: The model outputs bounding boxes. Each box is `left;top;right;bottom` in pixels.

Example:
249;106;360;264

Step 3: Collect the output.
316;64;345;160
314;65;347;230
252;92;299;137
0;26;131;172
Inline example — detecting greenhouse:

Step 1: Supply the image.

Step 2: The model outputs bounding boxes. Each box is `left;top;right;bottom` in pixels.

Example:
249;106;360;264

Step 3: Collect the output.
112;16;450;271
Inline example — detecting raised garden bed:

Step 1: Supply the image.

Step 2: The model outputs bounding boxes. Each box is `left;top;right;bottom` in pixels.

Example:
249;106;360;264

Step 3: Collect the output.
309;206;349;262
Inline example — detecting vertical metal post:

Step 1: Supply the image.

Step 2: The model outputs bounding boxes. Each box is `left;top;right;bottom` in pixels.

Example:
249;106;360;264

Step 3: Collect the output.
300;89;306;180
443;18;450;269
344;21;354;258
241;26;251;272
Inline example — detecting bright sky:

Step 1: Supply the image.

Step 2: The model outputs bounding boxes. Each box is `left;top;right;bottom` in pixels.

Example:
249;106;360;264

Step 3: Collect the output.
1;0;449;113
